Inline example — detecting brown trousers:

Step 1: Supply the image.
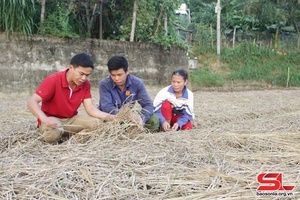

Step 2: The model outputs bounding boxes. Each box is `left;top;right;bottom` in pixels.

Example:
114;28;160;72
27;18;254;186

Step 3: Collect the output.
39;115;101;143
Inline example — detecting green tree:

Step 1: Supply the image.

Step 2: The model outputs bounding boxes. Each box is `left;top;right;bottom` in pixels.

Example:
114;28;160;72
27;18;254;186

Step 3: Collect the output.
39;2;79;38
104;0;184;49
0;0;36;37
189;0;299;49
285;0;300;49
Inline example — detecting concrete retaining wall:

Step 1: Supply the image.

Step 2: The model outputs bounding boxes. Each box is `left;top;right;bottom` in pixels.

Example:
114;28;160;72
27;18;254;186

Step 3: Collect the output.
0;33;188;92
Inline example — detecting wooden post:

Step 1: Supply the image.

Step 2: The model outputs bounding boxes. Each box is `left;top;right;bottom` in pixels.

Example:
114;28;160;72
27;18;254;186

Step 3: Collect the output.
287;67;290;87
130;0;137;42
298;32;300;49
210;24;213;47
99;0;103;40
216;0;221;55
233;27;236;48
40;0;46;26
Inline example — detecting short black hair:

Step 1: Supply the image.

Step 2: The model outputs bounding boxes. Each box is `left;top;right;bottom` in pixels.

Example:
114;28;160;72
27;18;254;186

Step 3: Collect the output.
70;52;94;69
172;68;189;81
107;55;128;72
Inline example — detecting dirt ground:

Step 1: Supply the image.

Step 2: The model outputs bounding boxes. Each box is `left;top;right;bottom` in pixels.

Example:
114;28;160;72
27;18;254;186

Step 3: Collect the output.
1;87;300;199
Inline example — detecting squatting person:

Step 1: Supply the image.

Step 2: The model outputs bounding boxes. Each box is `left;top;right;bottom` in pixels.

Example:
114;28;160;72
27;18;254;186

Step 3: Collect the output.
98;55;159;130
27;52;115;143
153;68;194;132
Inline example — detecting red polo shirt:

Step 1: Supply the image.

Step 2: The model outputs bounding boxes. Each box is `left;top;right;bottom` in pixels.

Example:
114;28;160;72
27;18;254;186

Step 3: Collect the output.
35;69;92;125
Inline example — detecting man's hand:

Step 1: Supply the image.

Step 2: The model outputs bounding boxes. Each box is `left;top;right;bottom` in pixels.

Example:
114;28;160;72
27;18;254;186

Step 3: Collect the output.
130;113;143;126
105;114;117;121
41;116;62;129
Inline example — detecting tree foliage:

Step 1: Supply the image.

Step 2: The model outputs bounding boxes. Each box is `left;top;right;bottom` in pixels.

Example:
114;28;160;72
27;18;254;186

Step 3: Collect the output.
189;0;300;49
39;2;80;38
103;0;184;49
0;0;36;37
1;0;300;50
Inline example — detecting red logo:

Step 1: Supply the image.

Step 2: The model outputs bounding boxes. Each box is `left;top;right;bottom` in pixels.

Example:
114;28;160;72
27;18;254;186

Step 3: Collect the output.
257;173;295;191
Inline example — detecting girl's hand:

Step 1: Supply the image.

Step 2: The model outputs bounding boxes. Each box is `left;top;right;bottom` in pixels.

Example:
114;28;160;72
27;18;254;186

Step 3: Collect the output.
171;123;179;131
162;121;171;132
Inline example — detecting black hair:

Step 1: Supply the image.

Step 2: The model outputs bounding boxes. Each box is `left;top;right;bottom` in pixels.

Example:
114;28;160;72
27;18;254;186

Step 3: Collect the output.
107;55;128;72
172;68;188;81
70;52;94;69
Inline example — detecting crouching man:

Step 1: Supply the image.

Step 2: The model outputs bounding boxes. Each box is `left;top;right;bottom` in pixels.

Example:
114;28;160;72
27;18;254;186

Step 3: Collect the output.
27;52;115;143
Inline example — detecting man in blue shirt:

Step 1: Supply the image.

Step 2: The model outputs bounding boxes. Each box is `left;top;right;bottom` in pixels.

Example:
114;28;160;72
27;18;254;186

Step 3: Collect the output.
98;55;159;130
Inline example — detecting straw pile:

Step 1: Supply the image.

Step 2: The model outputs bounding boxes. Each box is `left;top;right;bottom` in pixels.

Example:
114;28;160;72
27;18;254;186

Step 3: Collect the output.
1;89;300;199
71;102;146;144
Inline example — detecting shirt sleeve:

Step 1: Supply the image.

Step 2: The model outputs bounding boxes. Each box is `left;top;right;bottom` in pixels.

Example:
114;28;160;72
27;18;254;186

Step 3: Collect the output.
176;110;193;128
154;108;166;126
176;91;194;128
35;76;56;100
153;88;167;125
136;81;154;123
188;91;194;119
98;80;118;114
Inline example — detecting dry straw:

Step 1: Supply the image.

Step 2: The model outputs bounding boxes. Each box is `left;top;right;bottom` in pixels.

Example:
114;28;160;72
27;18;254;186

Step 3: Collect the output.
71;101;147;144
1;129;299;199
1;91;300;199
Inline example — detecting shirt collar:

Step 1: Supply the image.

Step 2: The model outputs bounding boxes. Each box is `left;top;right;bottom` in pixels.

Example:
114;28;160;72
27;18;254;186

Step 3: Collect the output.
62;69;69;88
167;85;188;98
62;69;83;91
111;74;132;89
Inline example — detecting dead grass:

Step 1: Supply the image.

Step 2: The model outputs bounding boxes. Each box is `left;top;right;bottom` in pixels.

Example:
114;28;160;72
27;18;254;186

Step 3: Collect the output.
0;87;299;199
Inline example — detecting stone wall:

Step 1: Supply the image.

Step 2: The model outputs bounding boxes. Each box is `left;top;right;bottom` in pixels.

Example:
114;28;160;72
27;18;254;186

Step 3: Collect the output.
0;33;188;92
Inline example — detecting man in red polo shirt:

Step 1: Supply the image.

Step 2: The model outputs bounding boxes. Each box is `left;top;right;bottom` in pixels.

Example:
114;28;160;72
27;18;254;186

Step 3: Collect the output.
27;52;115;143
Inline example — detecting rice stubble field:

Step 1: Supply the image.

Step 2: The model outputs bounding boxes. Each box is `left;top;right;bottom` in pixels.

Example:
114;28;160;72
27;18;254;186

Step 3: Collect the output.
0;87;299;199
